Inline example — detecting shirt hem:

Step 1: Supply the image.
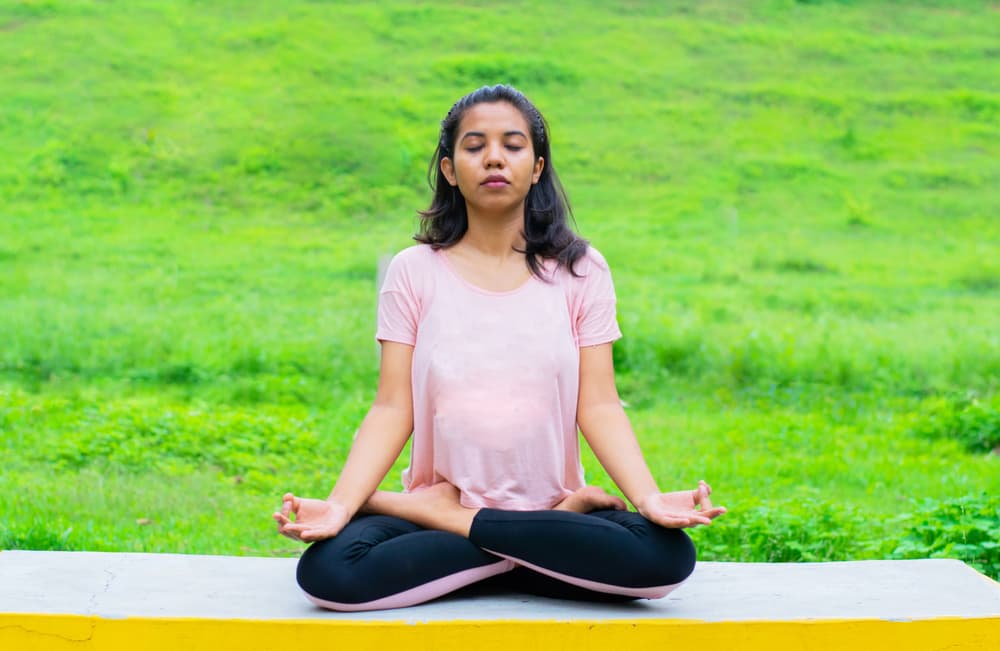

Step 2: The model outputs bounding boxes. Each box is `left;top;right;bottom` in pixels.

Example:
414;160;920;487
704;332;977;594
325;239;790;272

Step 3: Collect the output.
374;333;416;346
578;332;623;348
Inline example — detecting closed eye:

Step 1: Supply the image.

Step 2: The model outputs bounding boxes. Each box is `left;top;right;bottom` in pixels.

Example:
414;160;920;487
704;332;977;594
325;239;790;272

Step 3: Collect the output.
463;145;525;153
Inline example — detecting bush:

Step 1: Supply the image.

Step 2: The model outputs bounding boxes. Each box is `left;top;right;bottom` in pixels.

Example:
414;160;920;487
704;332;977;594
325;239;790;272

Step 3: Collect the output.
696;495;999;581
891;494;1000;579
912;393;1000;454
696;499;885;563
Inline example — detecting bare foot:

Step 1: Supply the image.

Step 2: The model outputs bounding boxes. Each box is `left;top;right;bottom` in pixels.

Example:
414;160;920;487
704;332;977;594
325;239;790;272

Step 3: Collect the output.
553;486;628;513
364;483;478;537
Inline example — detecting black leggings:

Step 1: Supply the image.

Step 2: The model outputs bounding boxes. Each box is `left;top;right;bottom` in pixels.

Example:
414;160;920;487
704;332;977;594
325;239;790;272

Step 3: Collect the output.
296;508;696;611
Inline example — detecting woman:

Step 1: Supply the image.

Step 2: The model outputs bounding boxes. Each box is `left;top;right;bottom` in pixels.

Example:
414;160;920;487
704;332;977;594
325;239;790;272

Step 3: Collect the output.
274;84;726;611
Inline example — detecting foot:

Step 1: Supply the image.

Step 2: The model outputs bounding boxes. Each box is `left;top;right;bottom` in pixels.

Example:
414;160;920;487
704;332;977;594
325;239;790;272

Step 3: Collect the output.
553;486;627;513
365;483;479;538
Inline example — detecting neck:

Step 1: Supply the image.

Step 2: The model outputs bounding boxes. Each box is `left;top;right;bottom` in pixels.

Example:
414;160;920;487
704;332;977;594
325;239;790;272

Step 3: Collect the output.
461;204;526;258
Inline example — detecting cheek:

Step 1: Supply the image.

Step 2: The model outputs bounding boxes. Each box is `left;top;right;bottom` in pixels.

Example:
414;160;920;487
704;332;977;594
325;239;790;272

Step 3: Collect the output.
454;158;478;182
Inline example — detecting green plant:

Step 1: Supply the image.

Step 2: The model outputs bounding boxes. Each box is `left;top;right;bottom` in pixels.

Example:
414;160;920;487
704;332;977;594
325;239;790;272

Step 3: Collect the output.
891;495;1000;579
912;394;1000;454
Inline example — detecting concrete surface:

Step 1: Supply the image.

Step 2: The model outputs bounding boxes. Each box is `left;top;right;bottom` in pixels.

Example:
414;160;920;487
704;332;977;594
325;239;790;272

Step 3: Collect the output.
1;550;998;622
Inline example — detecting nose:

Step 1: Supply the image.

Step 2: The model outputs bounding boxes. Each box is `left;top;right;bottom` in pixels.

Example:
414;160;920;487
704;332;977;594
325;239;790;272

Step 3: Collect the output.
483;141;505;168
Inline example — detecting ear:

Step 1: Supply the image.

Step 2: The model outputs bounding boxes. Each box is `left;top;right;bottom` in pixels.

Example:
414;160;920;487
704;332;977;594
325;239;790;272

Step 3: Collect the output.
441;157;458;187
532;156;545;184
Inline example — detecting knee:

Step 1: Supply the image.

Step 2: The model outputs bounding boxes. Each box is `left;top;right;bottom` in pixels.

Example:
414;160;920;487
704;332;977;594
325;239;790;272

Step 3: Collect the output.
645;527;696;586
295;538;361;604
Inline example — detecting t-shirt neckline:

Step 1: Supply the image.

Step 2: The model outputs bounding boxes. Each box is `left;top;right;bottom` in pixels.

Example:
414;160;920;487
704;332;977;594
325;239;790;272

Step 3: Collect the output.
433;247;536;297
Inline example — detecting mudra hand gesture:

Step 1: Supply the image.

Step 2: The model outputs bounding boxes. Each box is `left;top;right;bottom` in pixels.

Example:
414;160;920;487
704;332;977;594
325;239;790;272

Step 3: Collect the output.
273;493;350;542
637;480;726;528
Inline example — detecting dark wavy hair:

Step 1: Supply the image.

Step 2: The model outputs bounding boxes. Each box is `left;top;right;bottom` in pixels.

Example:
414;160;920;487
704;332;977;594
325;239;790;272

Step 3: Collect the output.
415;84;588;278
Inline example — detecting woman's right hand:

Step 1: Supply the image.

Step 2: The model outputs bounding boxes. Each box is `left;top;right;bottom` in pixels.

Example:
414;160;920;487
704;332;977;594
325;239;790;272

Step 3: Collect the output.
273;492;351;542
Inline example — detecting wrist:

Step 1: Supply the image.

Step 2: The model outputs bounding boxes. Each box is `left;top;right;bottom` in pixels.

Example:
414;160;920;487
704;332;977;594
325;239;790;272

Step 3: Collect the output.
631;489;661;514
326;489;363;518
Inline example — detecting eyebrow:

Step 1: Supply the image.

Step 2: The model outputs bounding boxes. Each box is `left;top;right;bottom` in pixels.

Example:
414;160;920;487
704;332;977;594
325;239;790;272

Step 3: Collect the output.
459;130;528;142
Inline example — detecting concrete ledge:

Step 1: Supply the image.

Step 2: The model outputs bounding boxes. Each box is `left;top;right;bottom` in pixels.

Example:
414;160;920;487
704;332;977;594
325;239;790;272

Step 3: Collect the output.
1;551;998;650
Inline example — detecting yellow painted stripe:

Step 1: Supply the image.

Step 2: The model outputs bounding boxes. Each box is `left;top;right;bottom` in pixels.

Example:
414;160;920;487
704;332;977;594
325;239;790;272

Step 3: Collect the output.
2;614;998;651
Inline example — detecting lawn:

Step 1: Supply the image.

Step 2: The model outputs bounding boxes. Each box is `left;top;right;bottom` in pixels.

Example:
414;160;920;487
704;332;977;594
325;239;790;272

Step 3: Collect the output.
0;0;997;577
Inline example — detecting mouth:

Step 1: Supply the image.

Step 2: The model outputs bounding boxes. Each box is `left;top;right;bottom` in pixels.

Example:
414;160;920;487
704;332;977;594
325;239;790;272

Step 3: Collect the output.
481;175;510;187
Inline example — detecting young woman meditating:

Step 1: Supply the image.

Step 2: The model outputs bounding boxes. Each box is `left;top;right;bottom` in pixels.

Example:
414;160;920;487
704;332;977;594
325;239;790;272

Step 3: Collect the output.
273;84;726;611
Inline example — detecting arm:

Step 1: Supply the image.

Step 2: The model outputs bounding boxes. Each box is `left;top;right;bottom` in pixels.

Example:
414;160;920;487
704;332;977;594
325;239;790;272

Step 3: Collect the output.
326;341;414;512
576;343;725;527
274;340;414;540
576;343;660;505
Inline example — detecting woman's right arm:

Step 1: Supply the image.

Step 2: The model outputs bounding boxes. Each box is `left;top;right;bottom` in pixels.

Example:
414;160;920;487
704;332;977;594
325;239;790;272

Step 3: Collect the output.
274;340;414;541
327;340;415;510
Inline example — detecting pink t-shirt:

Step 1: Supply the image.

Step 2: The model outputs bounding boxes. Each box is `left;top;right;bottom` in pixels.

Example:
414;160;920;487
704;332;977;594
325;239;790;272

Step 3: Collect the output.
375;244;622;510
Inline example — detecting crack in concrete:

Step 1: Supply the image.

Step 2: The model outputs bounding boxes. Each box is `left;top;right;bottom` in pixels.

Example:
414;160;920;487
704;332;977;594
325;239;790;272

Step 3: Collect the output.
102;568;116;595
84;563;119;617
0;623;95;644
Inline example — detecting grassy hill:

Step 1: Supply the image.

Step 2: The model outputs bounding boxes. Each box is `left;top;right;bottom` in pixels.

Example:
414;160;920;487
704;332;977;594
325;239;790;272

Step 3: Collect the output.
1;0;997;575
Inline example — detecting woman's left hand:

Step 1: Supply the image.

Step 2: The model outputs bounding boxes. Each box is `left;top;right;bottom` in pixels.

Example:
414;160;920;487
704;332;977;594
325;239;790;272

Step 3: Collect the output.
637;480;727;528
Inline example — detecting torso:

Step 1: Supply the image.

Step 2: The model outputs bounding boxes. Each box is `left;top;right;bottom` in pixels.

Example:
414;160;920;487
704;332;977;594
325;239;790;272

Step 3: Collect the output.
376;243;622;510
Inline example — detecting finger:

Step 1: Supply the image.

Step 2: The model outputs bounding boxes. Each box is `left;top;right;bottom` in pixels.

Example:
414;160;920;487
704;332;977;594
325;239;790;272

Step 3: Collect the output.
278;529;301;542
279;496;293;522
299;529;326;542
697;482;715;512
612;496;627;510
275;521;302;541
702;506;727;519
280;522;310;536
652;512;693;528
273;512;290;526
301;525;342;542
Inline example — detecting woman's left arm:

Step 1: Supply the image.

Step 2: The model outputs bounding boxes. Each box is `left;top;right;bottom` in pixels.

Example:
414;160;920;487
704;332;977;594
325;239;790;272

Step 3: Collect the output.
577;343;726;528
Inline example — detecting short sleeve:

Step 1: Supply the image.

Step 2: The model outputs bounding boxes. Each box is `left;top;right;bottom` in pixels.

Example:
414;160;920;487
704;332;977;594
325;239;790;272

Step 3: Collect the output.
375;252;420;345
575;248;623;347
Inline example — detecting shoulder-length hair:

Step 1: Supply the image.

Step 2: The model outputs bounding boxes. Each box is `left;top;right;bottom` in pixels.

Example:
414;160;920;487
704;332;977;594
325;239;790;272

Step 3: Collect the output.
415;84;588;278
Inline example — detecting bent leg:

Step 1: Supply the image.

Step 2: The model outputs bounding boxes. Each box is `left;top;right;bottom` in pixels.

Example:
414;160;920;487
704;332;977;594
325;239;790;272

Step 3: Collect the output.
297;514;513;611
469;508;696;599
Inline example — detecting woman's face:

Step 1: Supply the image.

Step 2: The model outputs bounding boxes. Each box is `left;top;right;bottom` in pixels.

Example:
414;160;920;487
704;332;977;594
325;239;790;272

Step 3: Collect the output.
441;101;544;216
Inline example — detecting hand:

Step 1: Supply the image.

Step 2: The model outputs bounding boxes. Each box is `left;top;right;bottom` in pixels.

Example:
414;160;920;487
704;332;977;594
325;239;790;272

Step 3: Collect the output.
637;480;727;529
553;485;628;513
272;492;351;542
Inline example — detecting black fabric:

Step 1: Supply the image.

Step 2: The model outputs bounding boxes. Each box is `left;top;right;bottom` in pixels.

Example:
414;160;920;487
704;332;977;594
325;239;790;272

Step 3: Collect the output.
296;509;696;606
469;508;696;588
296;514;501;604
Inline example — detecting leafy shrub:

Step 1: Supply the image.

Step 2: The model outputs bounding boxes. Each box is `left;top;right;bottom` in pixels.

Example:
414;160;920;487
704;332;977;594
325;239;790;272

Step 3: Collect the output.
696;495;999;581
696;499;885;563
912;393;1000;454
891;494;1000;579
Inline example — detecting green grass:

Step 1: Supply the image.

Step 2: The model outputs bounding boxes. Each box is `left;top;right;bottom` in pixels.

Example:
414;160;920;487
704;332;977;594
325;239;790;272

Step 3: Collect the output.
1;0;998;577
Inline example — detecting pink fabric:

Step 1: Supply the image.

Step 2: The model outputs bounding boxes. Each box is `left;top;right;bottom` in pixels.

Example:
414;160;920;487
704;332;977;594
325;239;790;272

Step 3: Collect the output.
304;559;515;612
376;244;622;510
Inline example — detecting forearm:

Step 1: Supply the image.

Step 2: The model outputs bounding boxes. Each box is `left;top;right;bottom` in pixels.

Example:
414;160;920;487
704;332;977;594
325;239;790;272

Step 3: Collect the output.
578;401;660;508
326;403;412;516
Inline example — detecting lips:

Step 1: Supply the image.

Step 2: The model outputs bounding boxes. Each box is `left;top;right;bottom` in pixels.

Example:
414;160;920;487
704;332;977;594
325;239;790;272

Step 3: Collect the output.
481;174;510;186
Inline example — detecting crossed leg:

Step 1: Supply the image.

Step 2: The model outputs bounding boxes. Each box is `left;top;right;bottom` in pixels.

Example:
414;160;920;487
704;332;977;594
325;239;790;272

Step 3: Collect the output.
296;487;696;611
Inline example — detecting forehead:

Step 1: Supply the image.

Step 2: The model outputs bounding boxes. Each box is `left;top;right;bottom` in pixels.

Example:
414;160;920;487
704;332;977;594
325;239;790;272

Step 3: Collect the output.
457;101;530;137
